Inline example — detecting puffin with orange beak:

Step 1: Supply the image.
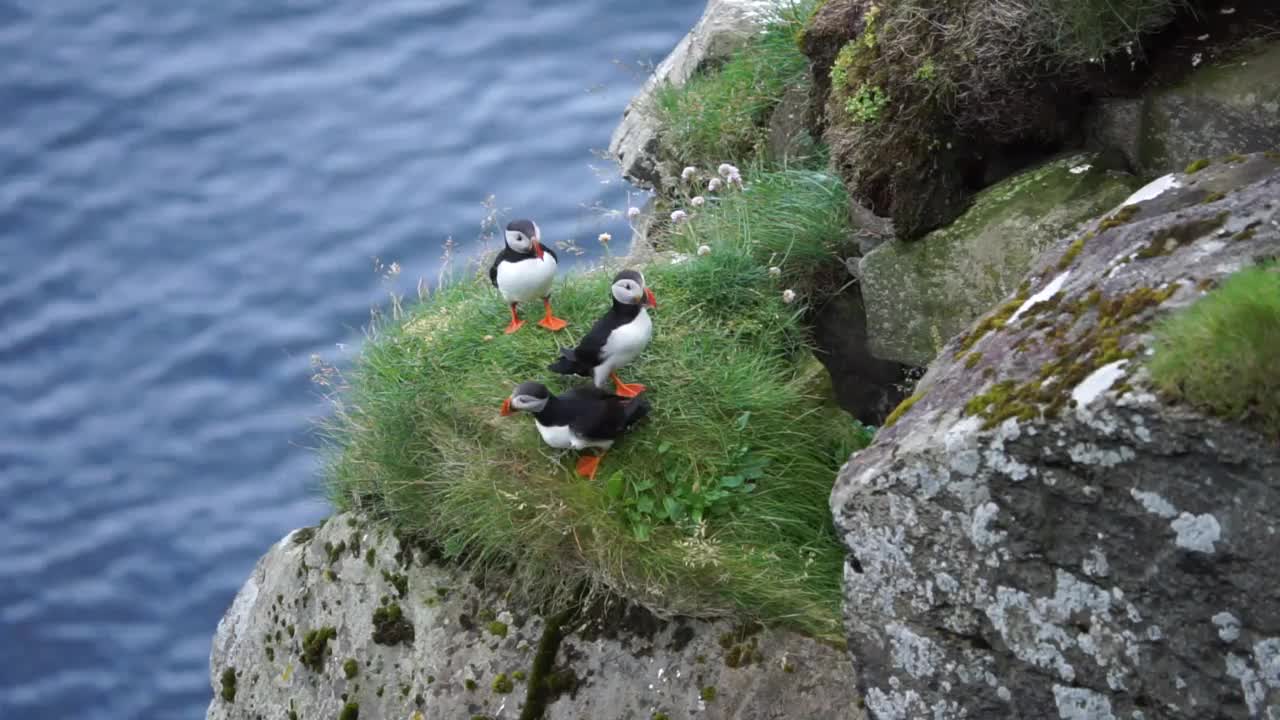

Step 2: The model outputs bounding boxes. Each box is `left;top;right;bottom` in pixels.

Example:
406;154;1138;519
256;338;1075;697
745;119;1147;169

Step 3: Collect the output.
489;219;567;334
547;270;656;397
500;381;650;480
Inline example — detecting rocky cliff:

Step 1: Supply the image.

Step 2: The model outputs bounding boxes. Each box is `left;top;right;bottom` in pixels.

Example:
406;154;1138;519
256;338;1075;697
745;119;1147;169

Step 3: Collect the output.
208;1;1280;718
833;154;1280;719
207;515;862;720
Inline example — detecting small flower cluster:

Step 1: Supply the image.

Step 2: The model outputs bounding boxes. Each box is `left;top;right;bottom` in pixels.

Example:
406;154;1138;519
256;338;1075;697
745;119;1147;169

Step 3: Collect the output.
666;163;744;226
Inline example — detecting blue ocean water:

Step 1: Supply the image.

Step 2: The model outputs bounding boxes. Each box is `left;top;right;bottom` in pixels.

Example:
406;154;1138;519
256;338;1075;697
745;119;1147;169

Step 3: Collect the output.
0;1;699;717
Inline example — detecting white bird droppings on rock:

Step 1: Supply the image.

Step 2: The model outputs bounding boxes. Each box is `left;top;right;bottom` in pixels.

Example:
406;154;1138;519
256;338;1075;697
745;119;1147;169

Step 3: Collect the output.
1122;174;1181;207
1008;272;1070;325
1071;361;1128;409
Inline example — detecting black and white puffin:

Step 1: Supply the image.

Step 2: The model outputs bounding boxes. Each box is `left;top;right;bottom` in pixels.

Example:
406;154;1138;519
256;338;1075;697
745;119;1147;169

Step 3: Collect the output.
489;219;567;334
500;381;650;480
547;270;656;398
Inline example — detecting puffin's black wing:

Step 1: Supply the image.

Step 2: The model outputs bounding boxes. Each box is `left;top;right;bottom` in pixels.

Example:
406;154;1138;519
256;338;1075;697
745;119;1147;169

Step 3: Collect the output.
488;250;502;287
560;386;649;441
548;305;623;375
542;244;559;263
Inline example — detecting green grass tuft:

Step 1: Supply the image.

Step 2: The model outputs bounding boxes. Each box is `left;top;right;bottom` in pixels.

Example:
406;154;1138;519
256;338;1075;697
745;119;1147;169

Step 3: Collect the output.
668;169;855;300
324;243;867;639
1148;265;1280;438
654;3;817;170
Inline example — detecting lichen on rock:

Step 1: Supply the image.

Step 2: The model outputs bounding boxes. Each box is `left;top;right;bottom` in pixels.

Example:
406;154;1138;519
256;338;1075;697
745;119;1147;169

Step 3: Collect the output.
832;153;1280;719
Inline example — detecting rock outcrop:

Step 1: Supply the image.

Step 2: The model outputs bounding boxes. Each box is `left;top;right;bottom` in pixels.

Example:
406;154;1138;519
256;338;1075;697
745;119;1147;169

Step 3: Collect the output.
858;153;1139;367
608;0;792;189
831;153;1280;719
1089;40;1280;177
207;513;864;720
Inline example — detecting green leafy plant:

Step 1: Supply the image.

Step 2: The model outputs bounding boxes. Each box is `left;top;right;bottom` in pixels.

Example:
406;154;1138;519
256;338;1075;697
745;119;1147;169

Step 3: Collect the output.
845;85;889;123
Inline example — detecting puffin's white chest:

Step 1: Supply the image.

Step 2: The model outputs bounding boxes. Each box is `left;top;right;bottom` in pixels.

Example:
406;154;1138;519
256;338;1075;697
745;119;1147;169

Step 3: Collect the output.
496;255;557;303
534;421;614;451
601;308;652;365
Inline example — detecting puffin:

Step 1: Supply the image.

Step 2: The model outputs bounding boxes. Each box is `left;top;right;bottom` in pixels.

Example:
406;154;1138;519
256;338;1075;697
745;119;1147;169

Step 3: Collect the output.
547;270;656;398
500;381;650;480
489;219;568;334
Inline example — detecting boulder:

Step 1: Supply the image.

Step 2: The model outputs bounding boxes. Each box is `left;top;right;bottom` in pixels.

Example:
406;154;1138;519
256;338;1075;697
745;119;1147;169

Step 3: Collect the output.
206;513;864;720
811;286;914;426
831;154;1280;719
608;0;793;189
1089;40;1280;176
766;82;818;165
858;153;1139;367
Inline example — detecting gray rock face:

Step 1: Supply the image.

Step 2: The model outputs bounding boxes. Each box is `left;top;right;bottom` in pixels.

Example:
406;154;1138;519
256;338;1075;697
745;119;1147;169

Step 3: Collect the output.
765;83;816;165
832;154;1280;719
207;513;864;720
607;0;792;189
858;153;1138;367
1089;40;1280;176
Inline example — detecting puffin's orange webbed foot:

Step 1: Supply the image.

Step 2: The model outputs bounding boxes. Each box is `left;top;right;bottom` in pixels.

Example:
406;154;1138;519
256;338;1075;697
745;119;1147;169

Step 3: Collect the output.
610;372;645;398
538;298;568;332
504;303;525;334
576;454;604;480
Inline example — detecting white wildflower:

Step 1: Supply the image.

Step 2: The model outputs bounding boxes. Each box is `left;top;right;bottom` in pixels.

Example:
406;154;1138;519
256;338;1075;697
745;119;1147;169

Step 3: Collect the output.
782;288;797;304
690;196;705;207
681;166;697;181
627;206;641;220
387;261;401;277
697;245;711;256
707;178;722;192
1220;6;1236;14
728;170;743;187
717;163;739;178
1197;34;1210;41
1192;52;1203;67
598;232;612;244
483;335;494;342
768;266;782;278
670;210;688;223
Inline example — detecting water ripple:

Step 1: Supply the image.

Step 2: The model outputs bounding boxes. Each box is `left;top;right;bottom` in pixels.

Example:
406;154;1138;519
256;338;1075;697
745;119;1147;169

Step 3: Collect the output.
0;0;697;716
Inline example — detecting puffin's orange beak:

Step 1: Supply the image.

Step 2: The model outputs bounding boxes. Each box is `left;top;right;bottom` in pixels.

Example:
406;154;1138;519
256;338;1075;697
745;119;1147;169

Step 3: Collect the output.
500;397;513;416
644;287;657;309
532;240;545;260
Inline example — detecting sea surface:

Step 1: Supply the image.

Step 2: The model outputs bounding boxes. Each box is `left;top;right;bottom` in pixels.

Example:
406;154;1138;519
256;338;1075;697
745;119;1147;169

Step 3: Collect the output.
0;1;700;717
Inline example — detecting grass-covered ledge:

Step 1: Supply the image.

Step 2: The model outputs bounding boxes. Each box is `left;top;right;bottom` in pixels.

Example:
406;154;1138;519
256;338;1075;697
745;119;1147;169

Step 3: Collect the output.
323;244;869;640
652;1;817;172
1149;263;1280;438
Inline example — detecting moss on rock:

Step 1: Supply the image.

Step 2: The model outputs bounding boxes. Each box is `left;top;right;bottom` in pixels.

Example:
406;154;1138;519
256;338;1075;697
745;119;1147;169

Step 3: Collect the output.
371;603;414;646
859;153;1138;366
300;627;336;673
219;667;237;703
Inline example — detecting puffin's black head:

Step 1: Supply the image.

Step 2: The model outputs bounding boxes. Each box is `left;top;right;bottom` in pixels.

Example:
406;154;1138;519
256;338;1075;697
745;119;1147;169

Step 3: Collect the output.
611;269;657;308
505;219;543;258
501;381;551;416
